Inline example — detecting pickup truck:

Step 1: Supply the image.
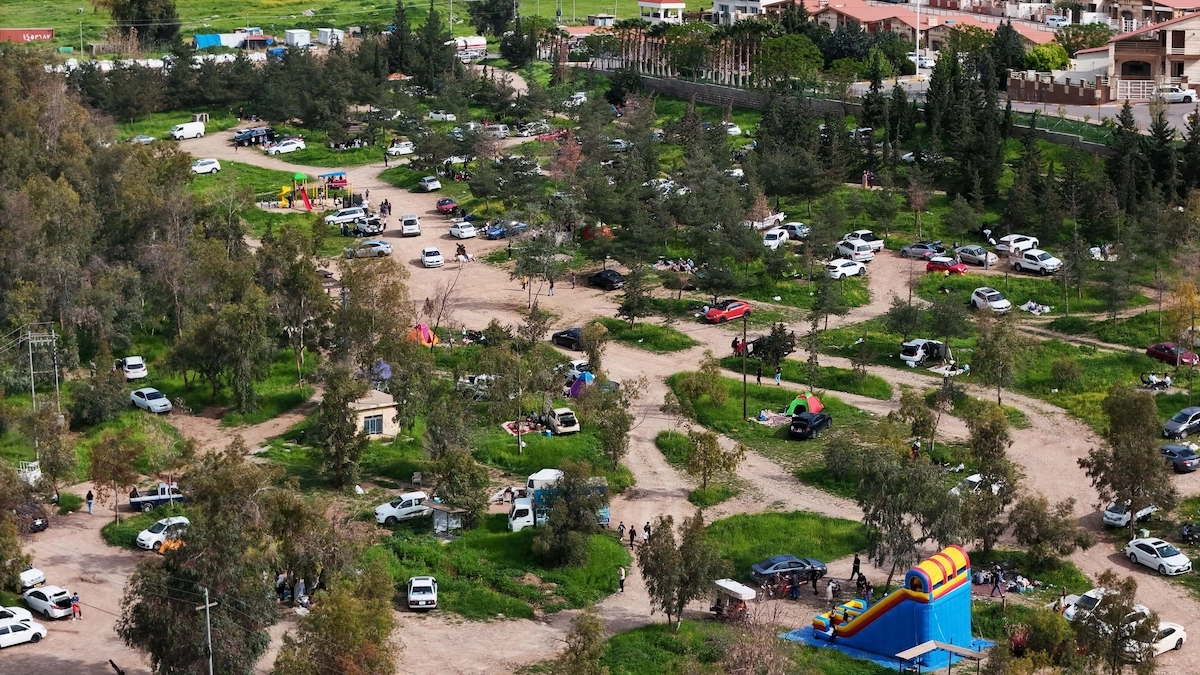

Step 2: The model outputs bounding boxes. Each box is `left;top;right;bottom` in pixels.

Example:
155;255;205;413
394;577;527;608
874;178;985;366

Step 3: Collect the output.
130;482;185;512
508;471;610;531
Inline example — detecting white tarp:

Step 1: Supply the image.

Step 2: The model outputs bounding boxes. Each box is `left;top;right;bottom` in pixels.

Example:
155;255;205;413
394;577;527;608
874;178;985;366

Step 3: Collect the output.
714;578;756;601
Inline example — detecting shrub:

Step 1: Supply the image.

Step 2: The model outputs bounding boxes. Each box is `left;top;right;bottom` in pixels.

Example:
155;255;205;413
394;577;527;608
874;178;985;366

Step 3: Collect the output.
68;370;128;428
1050;358;1083;391
57;493;84;515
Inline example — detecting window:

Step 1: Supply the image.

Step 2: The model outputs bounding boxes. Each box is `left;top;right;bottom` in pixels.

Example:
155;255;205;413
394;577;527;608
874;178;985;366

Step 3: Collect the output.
364;414;383;435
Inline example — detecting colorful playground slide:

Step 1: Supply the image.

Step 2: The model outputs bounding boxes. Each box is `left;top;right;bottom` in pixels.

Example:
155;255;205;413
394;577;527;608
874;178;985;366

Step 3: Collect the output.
801;546;980;668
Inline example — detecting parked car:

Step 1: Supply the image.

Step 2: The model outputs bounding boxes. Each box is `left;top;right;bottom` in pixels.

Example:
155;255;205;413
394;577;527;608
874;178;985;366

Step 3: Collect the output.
900;339;947;366
836;239;875;262
190;158;221;175
324;207;367;225
517;121;550;137
428;110;457;121
118;356;148;380
407;576;438;611
825;259;866;280
1131;622;1187;658
400;214;421;237
484;220;528;240
375;491;432;525
136;516;190;551
1155;85;1196;104
22;585;72;619
1104;500;1158;527
552;328;583;350
387;140;415;156
421;246;444;268
1012;249;1062;275
782;222;810;239
762;228;789;250
1064;587;1116;621
608;139;633;153
0;618;47;647
541;407;581;435
417;176;441;192
564;359;591;381
449;221;476;239
232;127;275;146
537;128;570;141
14;504;48;534
169;121;205;140
1147;342;1200;367
436;198;458;214
266;138;306;155
926;257;968;275
131;387;172;414
0;606;32;623
1126;537;1192;575
563;92;588;107
955;245;998;267
996;234;1040;255
588;269;626;290
705;300;752;323
722;122;742;136
1161;444;1200;472
20;567;45;591
1165;406;1200;439
788;412;832;440
971;287;1012;313
900;241;946;260
950;473;1003;496
352;215;385;237
1045;15;1070;28
128;135;156;145
456;374;494;400
842;230;885;252
749;554;827;585
344;240;393;258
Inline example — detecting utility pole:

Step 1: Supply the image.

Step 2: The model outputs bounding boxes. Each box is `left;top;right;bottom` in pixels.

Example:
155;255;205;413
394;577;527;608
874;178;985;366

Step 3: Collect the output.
79;22;83;54
196;587;218;675
741;314;748;420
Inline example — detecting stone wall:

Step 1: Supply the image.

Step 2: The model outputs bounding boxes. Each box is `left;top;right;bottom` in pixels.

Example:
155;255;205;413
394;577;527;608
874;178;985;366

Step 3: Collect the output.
1007;71;1112;105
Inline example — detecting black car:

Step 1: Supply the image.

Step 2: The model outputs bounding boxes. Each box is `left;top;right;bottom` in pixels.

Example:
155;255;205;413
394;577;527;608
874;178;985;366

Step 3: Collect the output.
551;328;583;351
588;270;625;291
750;554;828;585
1161;444;1200;473
233;127;276;146
15;503;49;534
788;412;832;440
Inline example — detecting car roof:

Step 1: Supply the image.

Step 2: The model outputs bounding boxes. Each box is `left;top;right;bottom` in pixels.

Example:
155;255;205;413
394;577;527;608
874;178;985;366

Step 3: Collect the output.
1130;538;1169;546
1178;406;1200;414
398;491;428;500
26;584;66;594
363;240;386;245
929;256;955;264
408;575;436;583
134;387;161;394
760;554;799;565
154;516;190;525
125;356;145;364
975;287;999;294
422;247;440;254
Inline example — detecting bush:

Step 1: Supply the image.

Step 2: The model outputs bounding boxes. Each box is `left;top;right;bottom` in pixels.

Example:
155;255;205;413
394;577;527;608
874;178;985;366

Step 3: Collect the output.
688;485;736;507
57;493;83;515
1050;358;1083;391
655;431;689;467
68;370;128;428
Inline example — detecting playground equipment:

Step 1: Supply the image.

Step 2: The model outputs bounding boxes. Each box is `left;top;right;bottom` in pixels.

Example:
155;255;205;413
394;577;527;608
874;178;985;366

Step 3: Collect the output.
785;392;823;416
277;172;313;210
789;545;989;670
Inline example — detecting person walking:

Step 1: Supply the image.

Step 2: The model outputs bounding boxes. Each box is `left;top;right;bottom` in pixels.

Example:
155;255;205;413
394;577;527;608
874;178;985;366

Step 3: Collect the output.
507;240;512;260
864;582;874;607
617;521;626;540
571;273;576;289
990;565;1005;597
790;572;800;601
643;522;651;542
756;363;762;386
86;490;94;515
850;553;860;581
618;566;626;593
384;152;389;168
731;337;740;354
812;570;821;596
629;527;637;548
548;279;555;296
71;591;81;619
774;365;782;385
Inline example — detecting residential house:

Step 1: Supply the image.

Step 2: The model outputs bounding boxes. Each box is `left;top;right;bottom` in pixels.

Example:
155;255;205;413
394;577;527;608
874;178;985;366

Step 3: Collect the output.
1091;12;1200;99
350;389;399;439
587;13;617;26
708;0;791;25
639;0;688;24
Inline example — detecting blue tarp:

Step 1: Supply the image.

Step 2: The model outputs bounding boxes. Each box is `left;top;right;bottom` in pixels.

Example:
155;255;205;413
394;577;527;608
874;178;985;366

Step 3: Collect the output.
194;34;221;49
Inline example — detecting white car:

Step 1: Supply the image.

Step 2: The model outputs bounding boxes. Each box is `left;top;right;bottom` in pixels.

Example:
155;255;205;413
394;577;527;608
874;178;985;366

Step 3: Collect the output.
1104;500;1158;527
762;228;789;250
835;240;875;263
608;139;632;152
324;207;367;225
1064;587;1152;624
22;585;72;620
19;567;44;591
949;473;1002;496
266;138;306;155
1045;15;1070;28
418;176;441;192
120;356;148;380
421;247;444;268
1134;621;1187;658
970;287;1012;313
1155;85;1196;104
375;491;432;525
449;221;476;239
564;92;587;107
825;259;865;280
565;359;590;380
400;214;421;237
345;240;393;258
782;222;809;239
387;140;415;156
843;230;885;252
136;516;190;551
131;387;173;414
722;122;742;136
190;158;221;174
995;234;1039;255
1126;537;1192;575
1012;249;1062;275
542;407;581;435
900;339;947;367
0;618;47;647
0;606;33;623
428;110;457;121
407;576;438;611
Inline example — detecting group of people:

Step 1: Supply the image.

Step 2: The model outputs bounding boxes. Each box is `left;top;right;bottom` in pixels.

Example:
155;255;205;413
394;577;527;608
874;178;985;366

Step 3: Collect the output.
275;572;313;609
1145;372;1173;388
655;256;696;273
329;137;369;150
859;170;877;189
616;520;651;548
379;199;392;216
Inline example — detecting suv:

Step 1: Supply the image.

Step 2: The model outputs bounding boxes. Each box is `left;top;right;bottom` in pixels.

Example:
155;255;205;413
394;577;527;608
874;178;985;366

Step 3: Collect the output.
400;214;421;237
1012;249;1062;275
842;230;884;252
353;215;385;237
971;287;1012;313
232;127;275;146
374;491;432;525
324;207;367;225
1156;85;1196;104
996;234;1040;255
541;408;581;435
835;239;875;262
762;228;789;250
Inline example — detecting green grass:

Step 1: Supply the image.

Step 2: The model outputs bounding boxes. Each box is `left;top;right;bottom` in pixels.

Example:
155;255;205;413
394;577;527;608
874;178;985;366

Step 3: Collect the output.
114;106;238;141
1045;311;1166;349
241;208;356;258
57;492;84;515
0;591;20;607
594;317;699;354
100;504;188;549
473;426;634;493
654;431;738;508
263;429;428;491
972;600;1039;642
970;549;1091;596
913;273;1150;316
74;410;186;479
707;511;866;584
600;620;894;675
741;274;871;311
269;126;383;167
189;161;302;202
720;355;893;401
379;165;473;205
367;514;630;619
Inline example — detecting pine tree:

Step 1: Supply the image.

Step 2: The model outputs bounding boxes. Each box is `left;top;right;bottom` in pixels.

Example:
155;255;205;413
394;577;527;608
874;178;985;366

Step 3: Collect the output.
989;21;1026;89
1108;101;1151;215
415;0;456;88
1147;108;1180;203
861;51;888;129
385;0;415;76
1182;107;1200;191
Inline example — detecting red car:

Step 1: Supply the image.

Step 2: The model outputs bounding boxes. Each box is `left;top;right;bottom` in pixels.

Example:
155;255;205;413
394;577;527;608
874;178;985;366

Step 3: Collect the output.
705;300;752;323
537;128;569;141
926;256;968;275
436;198;457;214
1147;342;1200;367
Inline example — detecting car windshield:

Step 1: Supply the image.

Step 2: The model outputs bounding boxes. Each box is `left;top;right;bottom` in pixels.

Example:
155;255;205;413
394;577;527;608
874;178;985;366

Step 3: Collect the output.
145;391;165;400
412;585;432;594
1076;594;1101;610
148;522;167;533
1156;544;1182;557
1172;411;1193;423
986;293;1004;302
1107;503;1129;514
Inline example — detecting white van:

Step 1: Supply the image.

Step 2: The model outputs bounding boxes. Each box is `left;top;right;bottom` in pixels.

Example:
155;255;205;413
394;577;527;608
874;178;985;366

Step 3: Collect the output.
170;121;205;140
374;491;431;524
484;124;510;139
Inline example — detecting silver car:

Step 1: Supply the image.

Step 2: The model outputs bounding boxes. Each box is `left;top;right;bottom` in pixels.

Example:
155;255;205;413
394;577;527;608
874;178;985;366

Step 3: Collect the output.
955;245;997;267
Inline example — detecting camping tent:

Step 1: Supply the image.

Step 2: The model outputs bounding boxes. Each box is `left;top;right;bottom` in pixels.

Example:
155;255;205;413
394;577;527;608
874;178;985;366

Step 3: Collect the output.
568;371;595;398
407;323;439;347
785;393;823;416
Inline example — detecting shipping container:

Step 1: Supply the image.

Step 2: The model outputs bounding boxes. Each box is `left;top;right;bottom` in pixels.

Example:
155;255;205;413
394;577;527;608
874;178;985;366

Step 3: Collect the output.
0;28;55;43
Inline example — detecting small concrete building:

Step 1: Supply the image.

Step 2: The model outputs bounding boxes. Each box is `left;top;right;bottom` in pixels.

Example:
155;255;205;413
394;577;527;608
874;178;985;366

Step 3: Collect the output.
587;13;616;26
639;0;687;25
351;389;399;439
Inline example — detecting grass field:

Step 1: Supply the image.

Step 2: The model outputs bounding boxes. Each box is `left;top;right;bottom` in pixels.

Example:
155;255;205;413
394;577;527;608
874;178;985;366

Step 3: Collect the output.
263;428;429;491
190;160;301;201
472;425;634;493
1044;311;1165;349
740;273;871;311
595;317;699;354
367;514;629;619
115;106;238;141
719;355;893;400
655;430;739;507
707;511;867;584
241;208;356;259
913;273;1150;316
101;504;188;548
269;126;383;167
